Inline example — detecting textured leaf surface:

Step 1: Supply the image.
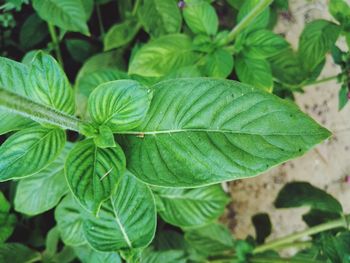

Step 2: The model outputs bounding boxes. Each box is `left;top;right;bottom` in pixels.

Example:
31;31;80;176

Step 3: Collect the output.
138;0;181;37
120;78;330;187
32;0;90;35
298;20;341;72
28;51;75;114
104;19;139;51
128;34;197;77
88;80;152;132
141;248;186;263
0;111;33;135
55;195;86;246
275;182;343;213
83;171;156;251
0;127;66;181
65;139;126;213
14;144;71;216
183;0;218;35
74;245;121;263
154;185;229;228
0;243;41;263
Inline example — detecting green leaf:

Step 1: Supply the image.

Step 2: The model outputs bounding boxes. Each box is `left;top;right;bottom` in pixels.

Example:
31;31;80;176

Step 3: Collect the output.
14;144;71;216
28;51;75;114
0;243;41;263
19;14;48;50
274;182;343;213
237;0;270;33
83;171;156;251
203;48;234;78
94;125;116;148
298;20;341;72
65;139;126;213
235;55;273;91
183;0;219;35
320;232;350;263
154;185;229;228
32;0;90;35
329;0;350;30
0;127;66;181
74;245;121;263
0;192;16;243
252;213;271;244
338;84;348;110
243;29;289;59
141;247;186;263
120;78;331;187
65;39;97;63
55;194;86;246
104;19;140;51
88;80;152;132
0;111;33;135
128;34;197;77
138;0;181;38
185;224;235;256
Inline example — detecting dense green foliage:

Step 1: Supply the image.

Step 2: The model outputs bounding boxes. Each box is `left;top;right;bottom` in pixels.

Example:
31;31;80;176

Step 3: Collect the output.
0;0;349;262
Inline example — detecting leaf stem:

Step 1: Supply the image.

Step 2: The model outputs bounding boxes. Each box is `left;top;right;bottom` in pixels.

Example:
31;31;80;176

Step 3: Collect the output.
0;88;95;136
253;214;350;254
224;0;273;44
47;23;64;67
303;75;340;87
132;0;141;16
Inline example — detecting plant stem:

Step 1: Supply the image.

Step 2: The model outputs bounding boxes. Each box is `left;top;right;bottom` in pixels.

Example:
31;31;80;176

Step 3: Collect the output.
303;75;339;87
96;4;105;37
0;88;94;136
250;257;324;263
253;214;350;254
132;0;141;16
47;23;64;67
224;0;273;44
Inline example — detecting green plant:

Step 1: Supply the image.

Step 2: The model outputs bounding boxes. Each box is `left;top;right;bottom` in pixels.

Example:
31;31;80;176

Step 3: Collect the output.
0;0;349;262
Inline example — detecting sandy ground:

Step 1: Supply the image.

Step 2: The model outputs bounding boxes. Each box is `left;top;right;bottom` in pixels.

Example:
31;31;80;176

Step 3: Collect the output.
223;0;350;242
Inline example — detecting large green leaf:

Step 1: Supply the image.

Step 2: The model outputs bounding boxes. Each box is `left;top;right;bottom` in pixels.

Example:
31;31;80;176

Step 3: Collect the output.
74;245;121;263
128;34;197;77
185;224;235;256
0;127;66;181
0;243;41;263
55;195;86;246
154;185;229;228
83;171;156;251
243;29;289;59
235;55;273;91
0;111;33;135
88;80;152;132
28;51;75;114
183;0;218;35
65;139;125;214
120;78;330;187
14;144;71;216
32;0;90;35
138;0;181;37
104;19;140;51
274;182;343;213
0;192;16;243
298;20;341;72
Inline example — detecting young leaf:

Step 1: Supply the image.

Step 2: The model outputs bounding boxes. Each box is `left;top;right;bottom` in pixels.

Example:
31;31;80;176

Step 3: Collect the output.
0;243;41;263
128;34;197;77
183;0;219;35
154;185;229;228
65;39;97;63
329;0;350;30
88;80;152;132
14;144;71;216
32;0;91;35
120;78;331;187
236;55;273;91
237;0;270;33
252;213;272;244
298;20;341;72
65;139;126;213
19;14;48;50
185;224;235;256
0;127;66;181
338;84;349;110
0;192;16;243
138;0;181;37
55;195;86;246
320;232;350;263
203;48;234;78
28;51;75;114
104;19;140;51
274;182;343;213
74;245;121;263
243;30;289;59
83;171;156;251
